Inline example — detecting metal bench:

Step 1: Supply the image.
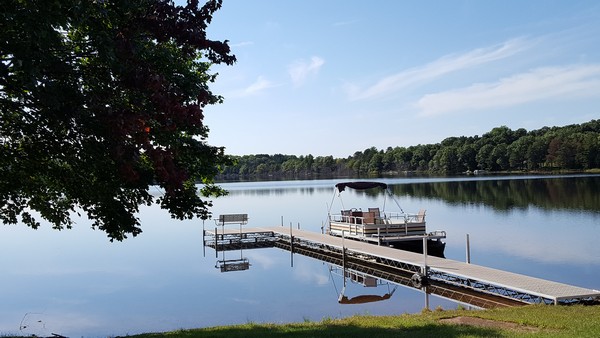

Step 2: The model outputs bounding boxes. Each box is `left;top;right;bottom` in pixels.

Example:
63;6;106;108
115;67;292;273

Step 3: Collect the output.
216;213;248;226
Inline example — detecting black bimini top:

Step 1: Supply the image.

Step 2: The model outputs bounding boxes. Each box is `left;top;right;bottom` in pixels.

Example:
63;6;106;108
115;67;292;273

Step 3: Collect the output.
335;181;388;192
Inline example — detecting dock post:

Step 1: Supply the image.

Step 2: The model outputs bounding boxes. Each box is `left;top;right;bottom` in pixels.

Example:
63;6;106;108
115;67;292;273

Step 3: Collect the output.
466;234;471;264
239;223;243;258
342;230;347;288
214;227;218;259
422;235;428;275
290;222;294;267
222;223;225;260
202;220;206;257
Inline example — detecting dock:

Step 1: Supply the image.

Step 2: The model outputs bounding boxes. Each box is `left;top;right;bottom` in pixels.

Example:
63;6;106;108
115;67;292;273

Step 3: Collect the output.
203;226;600;307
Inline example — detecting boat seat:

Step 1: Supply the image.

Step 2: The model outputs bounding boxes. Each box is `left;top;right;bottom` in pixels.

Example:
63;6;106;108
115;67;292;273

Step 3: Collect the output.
416;209;426;222
368;208;382;224
362;211;375;224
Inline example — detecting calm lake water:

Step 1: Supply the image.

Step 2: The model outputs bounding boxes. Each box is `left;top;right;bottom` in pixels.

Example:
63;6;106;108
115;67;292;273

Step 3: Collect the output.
1;175;599;337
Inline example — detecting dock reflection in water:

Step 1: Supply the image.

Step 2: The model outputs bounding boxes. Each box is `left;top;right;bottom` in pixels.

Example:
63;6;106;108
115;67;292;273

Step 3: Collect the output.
205;223;592;309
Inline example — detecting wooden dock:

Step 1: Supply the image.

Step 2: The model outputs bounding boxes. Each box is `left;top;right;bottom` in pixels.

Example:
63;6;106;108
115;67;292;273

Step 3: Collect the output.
203;226;600;306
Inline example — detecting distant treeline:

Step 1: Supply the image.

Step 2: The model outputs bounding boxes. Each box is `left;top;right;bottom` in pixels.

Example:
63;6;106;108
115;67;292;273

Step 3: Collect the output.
217;120;600;180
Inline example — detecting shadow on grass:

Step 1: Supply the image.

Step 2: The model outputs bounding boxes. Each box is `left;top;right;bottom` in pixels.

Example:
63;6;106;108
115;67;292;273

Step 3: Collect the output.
134;322;506;338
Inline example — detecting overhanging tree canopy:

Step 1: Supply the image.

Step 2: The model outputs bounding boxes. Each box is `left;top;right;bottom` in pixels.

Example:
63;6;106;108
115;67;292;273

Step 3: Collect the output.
0;0;236;240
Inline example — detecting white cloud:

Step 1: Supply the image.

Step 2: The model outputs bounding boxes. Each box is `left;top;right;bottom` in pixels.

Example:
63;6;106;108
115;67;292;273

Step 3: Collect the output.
292;262;329;285
416;64;600;117
230;41;254;48
288;56;325;86
347;38;529;101
246;250;278;269
231;76;277;97
244;76;272;94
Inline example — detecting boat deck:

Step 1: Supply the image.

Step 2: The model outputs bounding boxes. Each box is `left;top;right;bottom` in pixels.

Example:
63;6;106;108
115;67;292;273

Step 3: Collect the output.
205;226;600;305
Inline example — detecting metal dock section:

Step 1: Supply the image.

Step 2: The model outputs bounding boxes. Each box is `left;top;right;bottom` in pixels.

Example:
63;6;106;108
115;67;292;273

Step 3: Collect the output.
203;226;600;306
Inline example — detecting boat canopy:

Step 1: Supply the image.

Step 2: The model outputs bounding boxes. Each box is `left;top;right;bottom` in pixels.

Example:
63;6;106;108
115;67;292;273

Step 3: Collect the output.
335;181;387;192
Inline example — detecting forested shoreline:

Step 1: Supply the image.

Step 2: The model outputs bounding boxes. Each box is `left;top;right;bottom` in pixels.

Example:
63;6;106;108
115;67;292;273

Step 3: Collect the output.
216;120;600;180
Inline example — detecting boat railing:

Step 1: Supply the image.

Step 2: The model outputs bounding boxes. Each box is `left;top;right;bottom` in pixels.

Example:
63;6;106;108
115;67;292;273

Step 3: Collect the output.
330;212;425;225
386;212;405;222
331;214;369;224
368;212;425;224
329;210;430;238
399;211;426;223
329;214;365;236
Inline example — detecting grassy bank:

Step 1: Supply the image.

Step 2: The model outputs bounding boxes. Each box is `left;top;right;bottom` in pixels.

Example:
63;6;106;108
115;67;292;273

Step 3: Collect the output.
131;305;600;338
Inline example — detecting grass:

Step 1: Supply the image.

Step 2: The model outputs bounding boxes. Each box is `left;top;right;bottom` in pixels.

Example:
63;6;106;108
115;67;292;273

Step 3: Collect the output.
3;305;598;337
126;305;600;338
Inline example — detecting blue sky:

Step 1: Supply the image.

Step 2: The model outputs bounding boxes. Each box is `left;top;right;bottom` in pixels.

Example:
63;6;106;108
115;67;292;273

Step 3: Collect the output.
198;0;600;157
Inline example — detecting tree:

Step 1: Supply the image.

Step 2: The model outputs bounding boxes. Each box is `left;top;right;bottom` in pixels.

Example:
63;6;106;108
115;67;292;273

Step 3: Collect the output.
431;145;460;173
457;143;477;172
491;143;509;171
526;138;548;169
368;152;384;174
0;0;236;240
476;144;494;170
508;136;532;170
484;126;516;145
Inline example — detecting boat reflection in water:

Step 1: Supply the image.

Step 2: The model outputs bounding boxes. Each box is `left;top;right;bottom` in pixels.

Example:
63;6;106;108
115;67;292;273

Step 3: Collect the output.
327;182;446;257
329;264;398;305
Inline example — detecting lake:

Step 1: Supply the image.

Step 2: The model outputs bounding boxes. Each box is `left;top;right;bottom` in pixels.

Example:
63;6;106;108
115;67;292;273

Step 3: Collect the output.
1;174;599;337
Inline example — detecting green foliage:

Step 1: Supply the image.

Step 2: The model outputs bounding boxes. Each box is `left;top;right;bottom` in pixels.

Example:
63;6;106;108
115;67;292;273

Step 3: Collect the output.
218;120;600;179
0;0;235;240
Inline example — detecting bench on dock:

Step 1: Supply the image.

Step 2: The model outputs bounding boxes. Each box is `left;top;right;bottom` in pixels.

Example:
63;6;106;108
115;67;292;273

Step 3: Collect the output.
216;213;248;226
